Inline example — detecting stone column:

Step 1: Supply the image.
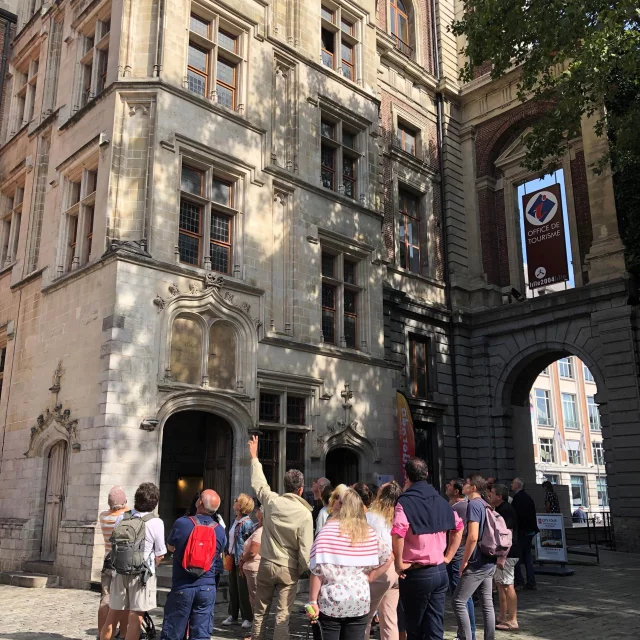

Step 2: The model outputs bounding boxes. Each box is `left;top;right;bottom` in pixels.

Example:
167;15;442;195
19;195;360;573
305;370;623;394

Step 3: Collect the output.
581;109;626;283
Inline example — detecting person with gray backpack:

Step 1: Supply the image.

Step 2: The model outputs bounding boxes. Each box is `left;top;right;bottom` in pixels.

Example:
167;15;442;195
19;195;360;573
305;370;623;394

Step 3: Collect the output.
101;483;166;640
452;475;507;640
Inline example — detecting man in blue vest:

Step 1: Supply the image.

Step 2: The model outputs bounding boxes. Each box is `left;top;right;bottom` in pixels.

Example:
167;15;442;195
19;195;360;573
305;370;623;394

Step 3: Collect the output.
161;490;227;640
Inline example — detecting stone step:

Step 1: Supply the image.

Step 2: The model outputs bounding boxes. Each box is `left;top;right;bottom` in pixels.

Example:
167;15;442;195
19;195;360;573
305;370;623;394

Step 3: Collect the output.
22;560;56;575
0;571;59;588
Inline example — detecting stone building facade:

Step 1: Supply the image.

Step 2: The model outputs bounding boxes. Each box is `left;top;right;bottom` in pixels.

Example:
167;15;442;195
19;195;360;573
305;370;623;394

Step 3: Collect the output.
0;0;637;587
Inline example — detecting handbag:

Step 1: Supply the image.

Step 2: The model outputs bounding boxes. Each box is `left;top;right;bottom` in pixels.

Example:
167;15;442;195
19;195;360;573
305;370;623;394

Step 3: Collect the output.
223;552;234;572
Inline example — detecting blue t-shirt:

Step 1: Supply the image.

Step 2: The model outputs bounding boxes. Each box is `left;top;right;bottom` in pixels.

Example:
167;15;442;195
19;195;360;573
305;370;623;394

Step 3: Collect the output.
167;515;227;589
466;498;497;570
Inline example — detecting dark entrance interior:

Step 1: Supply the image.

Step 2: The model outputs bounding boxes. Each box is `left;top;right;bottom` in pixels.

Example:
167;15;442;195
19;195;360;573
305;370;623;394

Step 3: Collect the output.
325;447;359;487
159;411;233;534
414;421;441;492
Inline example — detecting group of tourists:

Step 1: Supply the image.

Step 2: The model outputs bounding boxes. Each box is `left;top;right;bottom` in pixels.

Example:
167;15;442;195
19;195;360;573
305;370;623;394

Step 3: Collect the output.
97;437;542;640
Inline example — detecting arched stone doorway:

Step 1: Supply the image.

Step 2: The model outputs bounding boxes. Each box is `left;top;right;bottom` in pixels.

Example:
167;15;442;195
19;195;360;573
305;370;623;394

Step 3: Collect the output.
159;411;233;530
325;447;359;487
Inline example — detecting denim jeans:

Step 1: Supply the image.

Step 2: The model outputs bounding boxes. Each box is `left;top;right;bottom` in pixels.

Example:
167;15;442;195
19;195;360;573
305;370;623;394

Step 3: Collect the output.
161;584;216;640
452;564;496;640
399;563;448;640
318;612;369;640
447;560;476;640
514;533;537;587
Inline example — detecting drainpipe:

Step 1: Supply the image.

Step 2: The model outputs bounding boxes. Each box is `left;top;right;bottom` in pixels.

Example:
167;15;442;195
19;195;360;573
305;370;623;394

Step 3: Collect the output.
431;0;464;477
153;0;165;78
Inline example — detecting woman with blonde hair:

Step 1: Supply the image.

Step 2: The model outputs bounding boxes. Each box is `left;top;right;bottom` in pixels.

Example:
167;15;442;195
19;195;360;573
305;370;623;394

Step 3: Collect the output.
222;493;255;630
307;488;390;640
365;481;403;640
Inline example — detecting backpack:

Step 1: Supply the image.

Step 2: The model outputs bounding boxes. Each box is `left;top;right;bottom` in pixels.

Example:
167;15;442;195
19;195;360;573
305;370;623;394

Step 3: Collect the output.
182;516;218;577
110;511;156;575
478;504;512;558
140;612;156;639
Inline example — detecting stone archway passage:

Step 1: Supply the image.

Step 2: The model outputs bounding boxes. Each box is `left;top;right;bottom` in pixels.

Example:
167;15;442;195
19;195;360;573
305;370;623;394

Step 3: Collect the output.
325;448;359;487
159;411;233;531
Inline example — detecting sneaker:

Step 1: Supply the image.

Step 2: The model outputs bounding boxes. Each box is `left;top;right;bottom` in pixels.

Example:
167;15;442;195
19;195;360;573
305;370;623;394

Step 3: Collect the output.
525;584;537;590
222;616;237;626
241;620;252;630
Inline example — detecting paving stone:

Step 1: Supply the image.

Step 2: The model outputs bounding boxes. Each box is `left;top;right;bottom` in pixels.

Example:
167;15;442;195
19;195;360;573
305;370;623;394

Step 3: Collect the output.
0;550;638;639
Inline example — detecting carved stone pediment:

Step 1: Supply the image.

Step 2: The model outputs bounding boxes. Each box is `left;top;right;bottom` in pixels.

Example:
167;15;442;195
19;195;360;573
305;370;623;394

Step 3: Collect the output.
25;362;80;457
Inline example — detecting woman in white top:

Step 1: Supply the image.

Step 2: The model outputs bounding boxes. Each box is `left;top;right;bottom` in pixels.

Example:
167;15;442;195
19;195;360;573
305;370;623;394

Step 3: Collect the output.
315;484;333;533
239;506;263;613
365;481;403;640
307;489;390;640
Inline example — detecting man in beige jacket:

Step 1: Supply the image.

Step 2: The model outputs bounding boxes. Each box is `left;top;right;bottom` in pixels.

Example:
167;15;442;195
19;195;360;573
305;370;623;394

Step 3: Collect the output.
249;435;313;640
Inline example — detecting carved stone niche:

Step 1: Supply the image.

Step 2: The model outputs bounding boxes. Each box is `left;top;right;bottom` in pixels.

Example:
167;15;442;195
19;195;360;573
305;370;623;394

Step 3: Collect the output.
159;279;258;398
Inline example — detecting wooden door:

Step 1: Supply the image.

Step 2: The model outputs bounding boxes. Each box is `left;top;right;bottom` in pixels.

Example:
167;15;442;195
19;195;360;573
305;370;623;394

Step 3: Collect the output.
41;441;68;561
203;416;233;524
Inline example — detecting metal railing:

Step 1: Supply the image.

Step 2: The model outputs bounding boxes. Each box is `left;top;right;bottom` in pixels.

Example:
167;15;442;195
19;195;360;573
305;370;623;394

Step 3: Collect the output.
393;35;413;58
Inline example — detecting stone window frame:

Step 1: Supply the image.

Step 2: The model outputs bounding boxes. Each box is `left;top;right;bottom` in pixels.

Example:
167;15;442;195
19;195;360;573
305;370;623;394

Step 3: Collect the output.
592;440;604;467
17;0;44;31
6;44;40;139
0;175;26;271
73;2;112;112
175;140;248;279
587;395;601;431
391;104;424;160
169;312;240;389
318;100;370;202
320;1;363;86
257;372;322;493
318;230;372;353
185;0;250;115
534;388;553;427
391;175;435;280
56;150;99;277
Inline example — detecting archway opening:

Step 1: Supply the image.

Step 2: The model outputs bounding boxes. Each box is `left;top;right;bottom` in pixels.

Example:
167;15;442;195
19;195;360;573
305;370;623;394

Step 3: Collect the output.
325;447;359;487
159;411;233;533
503;349;607;521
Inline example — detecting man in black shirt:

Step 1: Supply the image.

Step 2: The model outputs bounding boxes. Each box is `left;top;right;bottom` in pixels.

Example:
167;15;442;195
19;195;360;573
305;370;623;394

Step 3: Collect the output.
490;484;520;631
511;477;539;590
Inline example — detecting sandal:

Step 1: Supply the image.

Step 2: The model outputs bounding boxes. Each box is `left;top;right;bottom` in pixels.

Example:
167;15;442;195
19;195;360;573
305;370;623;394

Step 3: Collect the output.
496;621;519;631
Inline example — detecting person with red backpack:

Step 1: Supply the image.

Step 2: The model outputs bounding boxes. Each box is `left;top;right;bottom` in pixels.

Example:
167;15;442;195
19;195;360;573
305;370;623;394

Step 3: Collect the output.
160;489;227;640
452;475;504;640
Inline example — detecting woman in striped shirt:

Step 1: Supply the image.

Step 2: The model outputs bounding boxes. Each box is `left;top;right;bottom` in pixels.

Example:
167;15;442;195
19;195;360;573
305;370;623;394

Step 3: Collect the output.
307;489;391;640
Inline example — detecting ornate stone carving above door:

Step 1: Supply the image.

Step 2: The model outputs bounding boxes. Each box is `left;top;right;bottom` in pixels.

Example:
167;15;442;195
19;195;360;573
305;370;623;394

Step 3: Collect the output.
25;362;80;458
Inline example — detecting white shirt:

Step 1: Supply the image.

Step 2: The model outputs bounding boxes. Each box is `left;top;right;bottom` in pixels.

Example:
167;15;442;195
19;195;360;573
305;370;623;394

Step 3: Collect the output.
366;511;392;548
114;509;167;575
316;507;329;533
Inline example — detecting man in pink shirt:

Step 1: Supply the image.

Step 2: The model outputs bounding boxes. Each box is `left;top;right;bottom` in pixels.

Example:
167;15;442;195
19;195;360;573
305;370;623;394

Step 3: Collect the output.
392;458;463;640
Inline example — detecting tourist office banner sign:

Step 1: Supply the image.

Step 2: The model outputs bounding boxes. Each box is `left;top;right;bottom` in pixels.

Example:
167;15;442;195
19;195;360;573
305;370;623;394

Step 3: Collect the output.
396;391;415;485
522;183;569;289
535;513;568;563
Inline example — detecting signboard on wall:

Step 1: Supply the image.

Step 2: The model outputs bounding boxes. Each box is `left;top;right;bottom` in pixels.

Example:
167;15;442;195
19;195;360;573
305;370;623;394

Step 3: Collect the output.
535;513;568;563
522;183;569;289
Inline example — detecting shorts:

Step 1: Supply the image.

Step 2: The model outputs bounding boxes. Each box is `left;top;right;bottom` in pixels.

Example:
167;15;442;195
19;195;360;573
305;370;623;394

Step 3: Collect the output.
100;570;114;607
494;558;518;585
109;573;157;612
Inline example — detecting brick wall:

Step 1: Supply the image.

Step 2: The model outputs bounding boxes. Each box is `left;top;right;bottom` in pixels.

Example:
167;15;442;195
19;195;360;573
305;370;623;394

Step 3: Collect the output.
570;149;594;284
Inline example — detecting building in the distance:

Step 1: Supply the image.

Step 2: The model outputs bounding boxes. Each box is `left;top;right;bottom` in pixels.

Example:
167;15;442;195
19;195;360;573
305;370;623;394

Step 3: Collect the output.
532;356;608;514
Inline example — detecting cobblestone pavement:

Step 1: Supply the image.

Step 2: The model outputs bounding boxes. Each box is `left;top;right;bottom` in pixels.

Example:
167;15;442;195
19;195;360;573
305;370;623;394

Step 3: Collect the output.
0;550;638;640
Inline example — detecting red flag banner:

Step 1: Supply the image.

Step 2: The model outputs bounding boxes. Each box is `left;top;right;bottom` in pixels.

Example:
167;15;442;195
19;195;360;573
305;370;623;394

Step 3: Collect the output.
396;391;416;484
522;183;570;290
